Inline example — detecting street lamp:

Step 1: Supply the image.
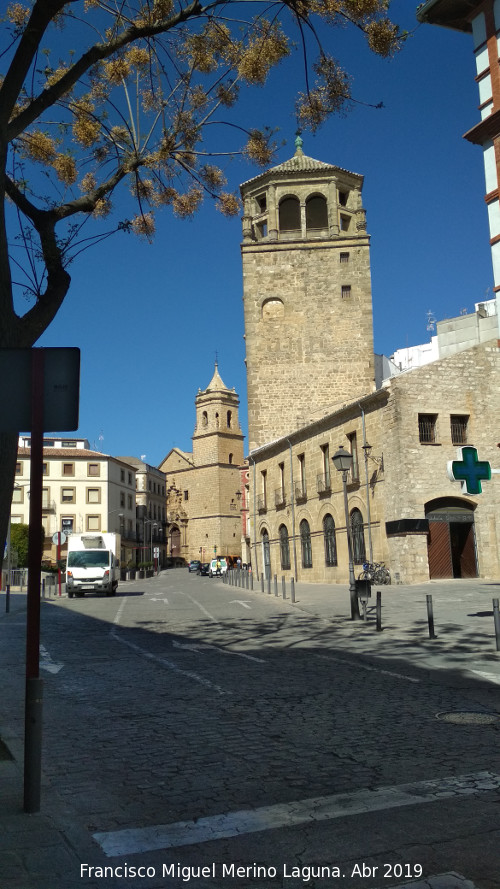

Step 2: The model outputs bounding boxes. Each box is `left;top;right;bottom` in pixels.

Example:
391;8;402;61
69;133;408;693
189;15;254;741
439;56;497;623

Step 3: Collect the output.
332;446;360;620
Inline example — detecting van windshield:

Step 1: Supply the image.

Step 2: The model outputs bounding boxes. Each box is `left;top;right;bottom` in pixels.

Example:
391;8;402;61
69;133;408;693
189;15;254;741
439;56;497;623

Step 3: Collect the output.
67;552;109;569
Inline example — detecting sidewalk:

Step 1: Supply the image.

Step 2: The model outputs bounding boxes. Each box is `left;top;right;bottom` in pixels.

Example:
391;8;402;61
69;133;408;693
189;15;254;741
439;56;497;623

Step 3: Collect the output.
227;573;500;688
0;576;499;889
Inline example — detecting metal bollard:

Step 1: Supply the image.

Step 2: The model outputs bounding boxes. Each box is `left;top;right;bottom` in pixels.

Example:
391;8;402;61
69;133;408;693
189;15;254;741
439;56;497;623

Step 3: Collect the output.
291;577;295;603
267;575;271;595
376;590;382;632
493;599;500;652
426;594;436;639
282;576;286;599
274;574;278;597
261;575;264;593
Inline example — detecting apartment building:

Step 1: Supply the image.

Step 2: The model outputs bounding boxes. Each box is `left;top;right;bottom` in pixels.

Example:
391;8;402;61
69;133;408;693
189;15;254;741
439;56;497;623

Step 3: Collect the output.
13;436;137;565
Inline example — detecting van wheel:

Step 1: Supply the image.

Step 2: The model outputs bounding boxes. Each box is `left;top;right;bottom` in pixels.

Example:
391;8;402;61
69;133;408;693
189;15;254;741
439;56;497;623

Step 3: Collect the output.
68;592;74;598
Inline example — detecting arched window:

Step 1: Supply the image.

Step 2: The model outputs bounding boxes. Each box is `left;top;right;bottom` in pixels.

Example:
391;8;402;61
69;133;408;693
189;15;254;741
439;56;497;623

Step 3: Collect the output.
279;196;300;232
227;410;232;428
279;524;291;571
262;528;271;580
300;519;312;569
350;508;366;564
323;514;337;566
215;412;219;427
228;453;233;464
306;194;328;231
202;411;208;427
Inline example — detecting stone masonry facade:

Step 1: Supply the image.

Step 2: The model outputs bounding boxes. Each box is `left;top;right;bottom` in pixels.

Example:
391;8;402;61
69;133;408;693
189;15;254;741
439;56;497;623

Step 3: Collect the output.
241;139;375;452
248;342;500;585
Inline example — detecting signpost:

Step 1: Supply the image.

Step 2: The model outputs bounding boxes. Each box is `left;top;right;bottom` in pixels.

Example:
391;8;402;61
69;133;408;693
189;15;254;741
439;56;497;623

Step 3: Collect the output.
52;531;67;596
0;348;80;813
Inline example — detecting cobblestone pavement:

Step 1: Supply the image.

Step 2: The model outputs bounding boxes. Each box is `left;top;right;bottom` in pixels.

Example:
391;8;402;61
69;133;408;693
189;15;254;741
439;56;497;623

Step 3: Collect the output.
0;573;499;889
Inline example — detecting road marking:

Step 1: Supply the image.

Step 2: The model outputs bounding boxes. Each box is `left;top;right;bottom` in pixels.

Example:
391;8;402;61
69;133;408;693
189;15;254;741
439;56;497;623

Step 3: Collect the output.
172;639;265;664
471;669;500;686
150;597;169;604
93;770;500;856
315;653;420;683
39;644;64;674
183;593;220;623
230;600;252;609
109;598;229;696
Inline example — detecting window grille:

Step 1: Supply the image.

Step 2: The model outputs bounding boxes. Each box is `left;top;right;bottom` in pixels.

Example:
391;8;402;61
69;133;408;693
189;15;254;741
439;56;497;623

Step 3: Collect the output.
323;514;337;566
279;524;291;570
451;415;468;445
350;509;366;564
300;519;312;568
418;414;438;444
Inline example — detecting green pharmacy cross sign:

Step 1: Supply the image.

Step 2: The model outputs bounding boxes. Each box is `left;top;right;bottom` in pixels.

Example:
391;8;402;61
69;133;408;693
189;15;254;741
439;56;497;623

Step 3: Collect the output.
447;447;492;495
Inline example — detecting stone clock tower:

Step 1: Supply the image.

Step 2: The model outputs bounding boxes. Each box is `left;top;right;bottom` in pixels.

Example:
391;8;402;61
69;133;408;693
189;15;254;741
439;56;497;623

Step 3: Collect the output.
240;136;376;451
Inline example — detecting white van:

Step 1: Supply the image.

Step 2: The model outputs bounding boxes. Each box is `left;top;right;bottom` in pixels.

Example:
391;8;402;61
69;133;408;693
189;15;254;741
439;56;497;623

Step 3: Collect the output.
209;558;227;577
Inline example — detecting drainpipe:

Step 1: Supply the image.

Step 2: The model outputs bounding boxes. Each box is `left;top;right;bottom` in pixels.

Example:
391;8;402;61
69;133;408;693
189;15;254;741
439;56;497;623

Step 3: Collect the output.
249;456;259;581
287;439;298;581
360;405;374;563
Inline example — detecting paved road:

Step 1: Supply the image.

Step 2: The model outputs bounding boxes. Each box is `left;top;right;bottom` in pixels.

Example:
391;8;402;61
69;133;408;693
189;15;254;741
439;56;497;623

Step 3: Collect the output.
0;570;499;889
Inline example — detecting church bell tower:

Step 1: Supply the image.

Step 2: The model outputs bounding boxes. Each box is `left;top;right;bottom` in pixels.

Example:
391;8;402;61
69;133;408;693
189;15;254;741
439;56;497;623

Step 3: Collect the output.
240;135;376;451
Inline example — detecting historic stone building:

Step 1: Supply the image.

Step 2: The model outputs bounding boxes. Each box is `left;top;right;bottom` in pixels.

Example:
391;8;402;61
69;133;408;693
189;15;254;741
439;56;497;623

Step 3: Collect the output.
158;364;245;563
242;141;500;584
241;134;375;451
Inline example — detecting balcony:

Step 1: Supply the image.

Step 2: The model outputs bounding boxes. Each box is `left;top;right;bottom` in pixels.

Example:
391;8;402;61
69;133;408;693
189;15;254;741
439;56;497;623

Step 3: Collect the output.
257;495;267;513
294;483;307;503
274;488;286;508
42;499;56;512
316;473;331;496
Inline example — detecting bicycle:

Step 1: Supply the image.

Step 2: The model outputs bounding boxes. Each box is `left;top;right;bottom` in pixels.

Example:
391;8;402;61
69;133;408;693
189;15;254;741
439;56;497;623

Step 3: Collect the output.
358;561;391;585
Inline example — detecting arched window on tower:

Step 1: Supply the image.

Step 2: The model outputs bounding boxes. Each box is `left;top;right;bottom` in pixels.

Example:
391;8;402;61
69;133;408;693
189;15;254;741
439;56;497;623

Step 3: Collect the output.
279;196;300;233
306;194;328;233
227;410;232;428
202;411;208;427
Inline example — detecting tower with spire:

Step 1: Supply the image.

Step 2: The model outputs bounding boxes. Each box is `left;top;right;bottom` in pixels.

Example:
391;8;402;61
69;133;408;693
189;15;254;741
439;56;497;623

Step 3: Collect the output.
159;363;244;562
240;135;376;451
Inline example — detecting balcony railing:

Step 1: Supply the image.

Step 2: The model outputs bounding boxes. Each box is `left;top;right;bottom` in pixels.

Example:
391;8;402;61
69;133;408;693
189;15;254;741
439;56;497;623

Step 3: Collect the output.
316;473;331;495
294;483;307;503
257;495;267;513
274;488;286;508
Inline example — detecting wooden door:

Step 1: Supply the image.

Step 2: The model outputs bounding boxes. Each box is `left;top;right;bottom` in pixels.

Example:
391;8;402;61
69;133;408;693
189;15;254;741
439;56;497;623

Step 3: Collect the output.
427;520;452;579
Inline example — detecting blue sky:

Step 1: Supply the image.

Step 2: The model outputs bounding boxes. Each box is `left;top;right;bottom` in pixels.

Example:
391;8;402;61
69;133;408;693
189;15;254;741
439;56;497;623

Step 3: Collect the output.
37;1;492;465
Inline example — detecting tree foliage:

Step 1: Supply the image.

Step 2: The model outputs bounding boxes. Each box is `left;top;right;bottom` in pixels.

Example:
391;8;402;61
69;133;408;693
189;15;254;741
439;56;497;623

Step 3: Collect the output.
0;0;405;561
0;0;404;335
9;521;45;567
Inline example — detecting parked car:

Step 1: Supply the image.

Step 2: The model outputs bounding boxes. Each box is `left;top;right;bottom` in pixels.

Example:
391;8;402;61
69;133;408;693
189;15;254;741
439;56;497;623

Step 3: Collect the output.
209;558;227;577
188;560;201;573
197;562;210;576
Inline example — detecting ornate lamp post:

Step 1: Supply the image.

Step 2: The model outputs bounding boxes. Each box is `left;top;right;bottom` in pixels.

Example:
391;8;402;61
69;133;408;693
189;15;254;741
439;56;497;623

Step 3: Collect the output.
332;446;360;620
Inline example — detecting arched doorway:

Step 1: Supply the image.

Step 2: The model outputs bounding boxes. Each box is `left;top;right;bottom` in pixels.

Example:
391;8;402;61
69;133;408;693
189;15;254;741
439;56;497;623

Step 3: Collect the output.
169;525;181;559
425;498;477;579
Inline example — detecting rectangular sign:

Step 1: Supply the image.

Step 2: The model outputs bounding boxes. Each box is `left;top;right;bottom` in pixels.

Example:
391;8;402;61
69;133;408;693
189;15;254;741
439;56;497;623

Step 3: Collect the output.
0;348;80;431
